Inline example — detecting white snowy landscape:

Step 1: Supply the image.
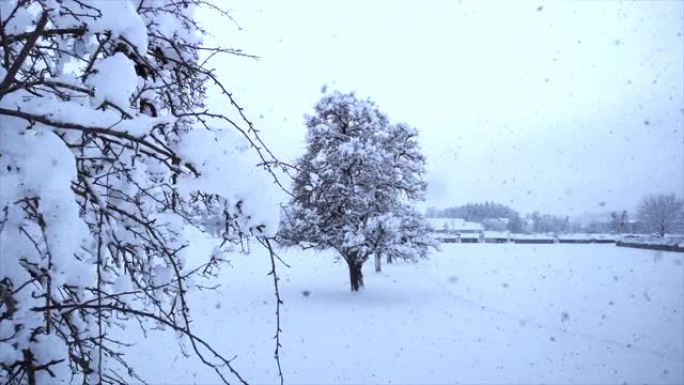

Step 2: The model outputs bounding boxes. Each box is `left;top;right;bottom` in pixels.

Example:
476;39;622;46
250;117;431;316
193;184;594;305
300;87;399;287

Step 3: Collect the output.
1;1;683;385
121;231;684;384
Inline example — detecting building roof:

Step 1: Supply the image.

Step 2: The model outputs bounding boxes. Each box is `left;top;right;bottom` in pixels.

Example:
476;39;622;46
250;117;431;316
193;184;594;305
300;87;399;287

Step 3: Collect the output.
510;233;555;240
483;231;510;238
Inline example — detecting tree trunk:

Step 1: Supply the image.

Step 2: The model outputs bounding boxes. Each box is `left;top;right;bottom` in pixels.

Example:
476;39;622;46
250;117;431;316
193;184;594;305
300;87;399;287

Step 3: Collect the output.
386;253;393;264
375;253;382;273
347;259;364;291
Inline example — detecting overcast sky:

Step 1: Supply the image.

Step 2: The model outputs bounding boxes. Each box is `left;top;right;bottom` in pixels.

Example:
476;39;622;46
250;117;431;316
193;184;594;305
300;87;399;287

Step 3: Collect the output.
200;1;683;217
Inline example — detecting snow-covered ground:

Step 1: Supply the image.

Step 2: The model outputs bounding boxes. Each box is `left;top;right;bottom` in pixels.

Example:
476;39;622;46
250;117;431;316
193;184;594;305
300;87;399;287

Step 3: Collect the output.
124;237;684;384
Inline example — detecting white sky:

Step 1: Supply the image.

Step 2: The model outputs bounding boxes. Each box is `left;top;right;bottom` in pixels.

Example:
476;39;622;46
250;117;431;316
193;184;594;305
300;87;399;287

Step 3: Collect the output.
200;0;684;216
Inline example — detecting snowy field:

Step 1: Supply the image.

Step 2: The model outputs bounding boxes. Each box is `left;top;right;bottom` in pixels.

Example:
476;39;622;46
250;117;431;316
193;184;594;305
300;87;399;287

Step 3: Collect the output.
125;237;683;384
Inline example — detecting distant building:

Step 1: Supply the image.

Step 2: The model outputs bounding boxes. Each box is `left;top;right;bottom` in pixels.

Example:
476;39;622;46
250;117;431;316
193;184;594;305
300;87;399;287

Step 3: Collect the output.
482;230;510;243
427;218;484;243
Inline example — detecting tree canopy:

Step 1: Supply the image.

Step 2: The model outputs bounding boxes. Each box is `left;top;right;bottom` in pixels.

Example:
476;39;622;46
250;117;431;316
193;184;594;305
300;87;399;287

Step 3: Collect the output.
637;194;683;237
278;92;434;291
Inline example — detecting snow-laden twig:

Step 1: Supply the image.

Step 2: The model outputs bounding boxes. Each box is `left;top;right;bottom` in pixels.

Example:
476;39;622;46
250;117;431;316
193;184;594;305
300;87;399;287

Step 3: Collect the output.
260;237;286;385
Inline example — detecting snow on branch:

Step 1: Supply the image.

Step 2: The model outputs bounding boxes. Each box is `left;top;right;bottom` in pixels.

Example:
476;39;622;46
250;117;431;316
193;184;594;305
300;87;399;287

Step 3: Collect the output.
0;1;286;384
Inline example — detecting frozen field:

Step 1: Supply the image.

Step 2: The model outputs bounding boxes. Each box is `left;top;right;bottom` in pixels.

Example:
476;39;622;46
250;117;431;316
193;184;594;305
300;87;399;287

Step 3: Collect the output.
125;238;684;384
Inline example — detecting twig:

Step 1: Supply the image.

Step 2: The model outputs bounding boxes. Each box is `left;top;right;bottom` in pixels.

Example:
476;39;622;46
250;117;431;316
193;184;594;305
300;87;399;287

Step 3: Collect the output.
260;237;285;385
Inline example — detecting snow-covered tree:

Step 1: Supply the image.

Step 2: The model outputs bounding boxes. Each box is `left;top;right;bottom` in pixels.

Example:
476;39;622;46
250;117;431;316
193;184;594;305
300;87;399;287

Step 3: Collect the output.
278;92;434;291
610;210;629;234
0;1;285;384
637;194;683;237
370;205;434;271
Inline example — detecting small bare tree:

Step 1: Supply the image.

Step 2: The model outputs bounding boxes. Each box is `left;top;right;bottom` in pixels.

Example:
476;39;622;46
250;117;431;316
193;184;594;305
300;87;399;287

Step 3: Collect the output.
610;210;629;234
637;194;683;237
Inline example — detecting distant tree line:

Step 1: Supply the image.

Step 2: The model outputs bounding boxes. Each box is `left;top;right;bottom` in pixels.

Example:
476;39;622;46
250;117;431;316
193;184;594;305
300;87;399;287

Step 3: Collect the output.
427;193;684;237
582;194;684;236
426;202;523;232
526;212;570;233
